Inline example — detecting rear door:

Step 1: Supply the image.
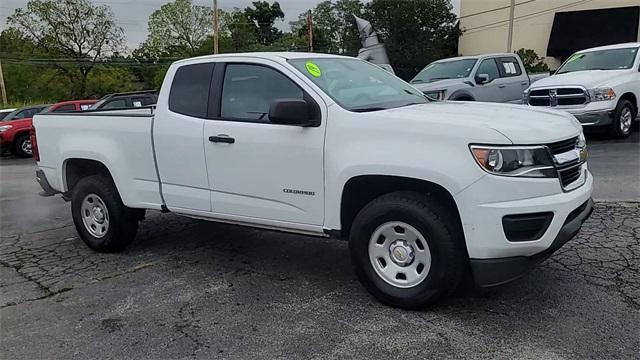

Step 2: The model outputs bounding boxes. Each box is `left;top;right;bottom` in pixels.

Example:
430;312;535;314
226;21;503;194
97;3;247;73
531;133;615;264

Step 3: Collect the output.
203;59;326;225
153;61;215;211
496;56;529;103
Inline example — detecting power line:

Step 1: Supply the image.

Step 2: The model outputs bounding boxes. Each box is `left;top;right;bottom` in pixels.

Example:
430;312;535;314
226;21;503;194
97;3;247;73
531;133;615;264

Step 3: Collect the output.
463;0;594;34
459;0;537;19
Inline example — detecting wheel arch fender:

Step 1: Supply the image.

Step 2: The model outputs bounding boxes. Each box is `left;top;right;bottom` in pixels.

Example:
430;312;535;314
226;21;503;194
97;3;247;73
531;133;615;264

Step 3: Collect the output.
449;90;475;101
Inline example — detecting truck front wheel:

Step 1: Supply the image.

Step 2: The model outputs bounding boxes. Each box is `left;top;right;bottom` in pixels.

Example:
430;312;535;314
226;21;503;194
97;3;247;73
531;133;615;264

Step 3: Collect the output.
71;175;139;252
349;192;466;309
608;99;635;139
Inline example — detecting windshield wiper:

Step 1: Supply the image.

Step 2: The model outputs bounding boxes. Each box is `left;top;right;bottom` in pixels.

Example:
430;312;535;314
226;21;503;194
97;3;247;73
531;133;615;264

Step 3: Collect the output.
410;79;425;83
427;77;450;82
351;107;387;113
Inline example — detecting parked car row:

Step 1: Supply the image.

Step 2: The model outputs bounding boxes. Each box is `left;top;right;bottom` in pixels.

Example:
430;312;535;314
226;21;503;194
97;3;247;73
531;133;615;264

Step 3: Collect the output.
411;42;639;139
0;90;157;157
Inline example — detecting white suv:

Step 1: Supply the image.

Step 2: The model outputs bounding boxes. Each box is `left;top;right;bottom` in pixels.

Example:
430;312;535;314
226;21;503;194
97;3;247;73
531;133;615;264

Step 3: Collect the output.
525;42;640;138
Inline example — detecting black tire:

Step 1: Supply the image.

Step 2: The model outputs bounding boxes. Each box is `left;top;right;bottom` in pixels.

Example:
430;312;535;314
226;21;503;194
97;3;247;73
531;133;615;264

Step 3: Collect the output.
349;192;467;309
13;134;32;158
71;174;138;252
607;99;635;139
452;97;474;101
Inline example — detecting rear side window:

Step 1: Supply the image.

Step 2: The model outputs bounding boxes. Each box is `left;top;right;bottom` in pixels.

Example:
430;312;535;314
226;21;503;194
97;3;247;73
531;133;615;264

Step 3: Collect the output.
102;99;127;109
169;63;214;118
498;57;522;77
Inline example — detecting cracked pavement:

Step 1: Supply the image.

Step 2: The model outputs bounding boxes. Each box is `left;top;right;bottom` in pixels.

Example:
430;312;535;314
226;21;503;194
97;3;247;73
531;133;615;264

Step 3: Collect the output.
1;133;639;359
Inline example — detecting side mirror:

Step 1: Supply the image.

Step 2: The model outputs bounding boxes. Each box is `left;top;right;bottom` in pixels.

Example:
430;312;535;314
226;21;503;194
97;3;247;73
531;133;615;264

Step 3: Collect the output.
268;99;311;126
475;73;490;85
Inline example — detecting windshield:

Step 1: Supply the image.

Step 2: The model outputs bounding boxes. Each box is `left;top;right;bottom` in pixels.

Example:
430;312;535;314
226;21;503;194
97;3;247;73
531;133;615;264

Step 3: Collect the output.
410;59;477;84
557;47;639;74
289;58;427;112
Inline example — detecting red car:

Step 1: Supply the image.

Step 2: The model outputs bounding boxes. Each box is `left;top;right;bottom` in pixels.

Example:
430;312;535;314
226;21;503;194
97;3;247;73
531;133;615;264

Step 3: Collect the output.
0;100;96;157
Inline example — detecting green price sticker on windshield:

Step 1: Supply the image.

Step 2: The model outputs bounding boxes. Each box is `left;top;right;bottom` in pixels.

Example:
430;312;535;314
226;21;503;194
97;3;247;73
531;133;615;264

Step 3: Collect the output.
305;61;321;77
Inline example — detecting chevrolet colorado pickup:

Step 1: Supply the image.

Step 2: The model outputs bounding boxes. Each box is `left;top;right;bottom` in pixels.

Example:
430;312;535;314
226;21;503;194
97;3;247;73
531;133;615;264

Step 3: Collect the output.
32;53;593;309
411;53;548;103
525;42;640;138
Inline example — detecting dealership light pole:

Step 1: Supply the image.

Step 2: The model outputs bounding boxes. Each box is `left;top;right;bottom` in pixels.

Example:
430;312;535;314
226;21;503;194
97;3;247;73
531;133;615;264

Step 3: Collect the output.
0;60;7;106
213;0;219;54
507;0;515;52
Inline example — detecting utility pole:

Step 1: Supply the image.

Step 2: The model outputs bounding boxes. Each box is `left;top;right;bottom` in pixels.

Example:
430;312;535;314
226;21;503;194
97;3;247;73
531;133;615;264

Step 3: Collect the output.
307;10;313;52
507;0;515;52
213;0;219;54
0;60;7;106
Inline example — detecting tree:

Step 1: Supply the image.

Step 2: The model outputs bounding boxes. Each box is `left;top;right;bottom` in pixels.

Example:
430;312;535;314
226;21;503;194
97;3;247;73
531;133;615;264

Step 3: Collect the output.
366;0;459;80
244;1;284;45
222;10;260;52
291;0;363;55
516;48;550;73
7;0;125;97
144;0;213;58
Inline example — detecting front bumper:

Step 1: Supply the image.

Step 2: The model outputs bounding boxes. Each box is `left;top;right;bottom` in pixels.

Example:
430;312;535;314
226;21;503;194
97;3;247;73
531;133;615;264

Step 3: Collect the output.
470;198;593;287
573;110;614;127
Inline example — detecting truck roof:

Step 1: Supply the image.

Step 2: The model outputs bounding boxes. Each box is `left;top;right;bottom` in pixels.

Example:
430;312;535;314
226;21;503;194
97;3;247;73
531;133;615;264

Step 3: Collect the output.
575;42;640;53
432;53;516;63
173;52;354;65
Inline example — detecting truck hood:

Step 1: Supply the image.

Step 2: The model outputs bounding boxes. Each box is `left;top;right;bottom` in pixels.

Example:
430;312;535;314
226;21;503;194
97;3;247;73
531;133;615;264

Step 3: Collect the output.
412;78;467;92
530;70;628;89
371;102;581;144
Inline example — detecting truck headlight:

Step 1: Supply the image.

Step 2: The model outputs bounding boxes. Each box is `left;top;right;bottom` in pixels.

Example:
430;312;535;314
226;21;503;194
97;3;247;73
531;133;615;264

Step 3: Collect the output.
522;90;529;104
0;125;13;132
423;89;446;101
470;145;556;178
589;88;616;101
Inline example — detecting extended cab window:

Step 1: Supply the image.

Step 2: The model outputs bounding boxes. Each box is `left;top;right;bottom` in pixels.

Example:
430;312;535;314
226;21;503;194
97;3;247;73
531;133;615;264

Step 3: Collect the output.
169;63;214;118
221;64;303;122
498;57;522;77
476;59;500;82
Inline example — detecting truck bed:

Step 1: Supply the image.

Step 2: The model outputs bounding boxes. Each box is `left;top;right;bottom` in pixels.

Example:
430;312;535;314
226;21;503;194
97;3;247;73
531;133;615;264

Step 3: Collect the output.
33;108;163;209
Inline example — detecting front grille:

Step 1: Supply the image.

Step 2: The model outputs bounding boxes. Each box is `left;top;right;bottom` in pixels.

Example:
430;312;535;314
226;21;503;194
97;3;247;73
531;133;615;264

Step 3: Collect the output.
546;137;578;155
528;88;588;107
557;159;582;188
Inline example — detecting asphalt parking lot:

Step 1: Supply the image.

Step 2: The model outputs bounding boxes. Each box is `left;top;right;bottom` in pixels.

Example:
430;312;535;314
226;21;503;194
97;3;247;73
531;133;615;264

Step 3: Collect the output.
1;132;639;359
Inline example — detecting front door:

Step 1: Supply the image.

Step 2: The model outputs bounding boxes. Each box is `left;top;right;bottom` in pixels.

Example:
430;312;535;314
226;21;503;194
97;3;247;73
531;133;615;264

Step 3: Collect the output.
472;58;506;102
203;61;326;225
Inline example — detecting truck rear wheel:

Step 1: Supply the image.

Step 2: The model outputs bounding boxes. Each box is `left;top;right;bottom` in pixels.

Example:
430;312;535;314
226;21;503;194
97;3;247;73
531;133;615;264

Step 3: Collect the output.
349;192;466;309
71;174;138;252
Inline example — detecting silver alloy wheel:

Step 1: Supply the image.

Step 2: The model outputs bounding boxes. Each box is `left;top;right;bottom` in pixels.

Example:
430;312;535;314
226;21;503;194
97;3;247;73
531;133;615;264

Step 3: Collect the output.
21;139;32;155
368;221;432;288
80;194;109;238
620;107;633;134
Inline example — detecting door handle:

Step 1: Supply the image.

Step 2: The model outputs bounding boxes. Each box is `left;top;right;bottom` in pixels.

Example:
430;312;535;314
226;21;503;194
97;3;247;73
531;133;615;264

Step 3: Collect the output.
209;135;235;144
521;81;528;85
498;84;506;88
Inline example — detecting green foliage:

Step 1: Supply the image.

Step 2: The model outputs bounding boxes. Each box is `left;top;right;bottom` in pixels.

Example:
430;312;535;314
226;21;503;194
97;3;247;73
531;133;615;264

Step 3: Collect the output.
365;0;459;80
2;0;462;104
144;0;213;58
245;1;285;45
6;0;125;97
516;48;550;73
291;0;363;55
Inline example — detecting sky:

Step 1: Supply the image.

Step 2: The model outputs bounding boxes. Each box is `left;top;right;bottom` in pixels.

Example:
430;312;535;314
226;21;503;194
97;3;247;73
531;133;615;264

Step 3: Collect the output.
0;0;461;50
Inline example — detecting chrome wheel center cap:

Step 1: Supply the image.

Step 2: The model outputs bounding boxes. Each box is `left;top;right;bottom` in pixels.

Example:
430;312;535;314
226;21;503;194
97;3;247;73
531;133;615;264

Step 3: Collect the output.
93;207;105;223
389;240;414;266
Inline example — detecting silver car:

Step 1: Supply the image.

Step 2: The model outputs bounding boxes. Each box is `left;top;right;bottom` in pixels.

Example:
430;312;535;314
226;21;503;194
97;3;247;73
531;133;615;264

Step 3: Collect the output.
411;53;548;103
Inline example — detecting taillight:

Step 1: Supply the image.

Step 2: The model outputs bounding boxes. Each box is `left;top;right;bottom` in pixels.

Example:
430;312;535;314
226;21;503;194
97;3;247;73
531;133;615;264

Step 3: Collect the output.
30;125;40;161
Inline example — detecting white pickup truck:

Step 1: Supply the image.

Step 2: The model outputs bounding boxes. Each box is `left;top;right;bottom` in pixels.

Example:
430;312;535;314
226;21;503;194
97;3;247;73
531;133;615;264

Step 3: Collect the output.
525;42;640;138
33;53;593;309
